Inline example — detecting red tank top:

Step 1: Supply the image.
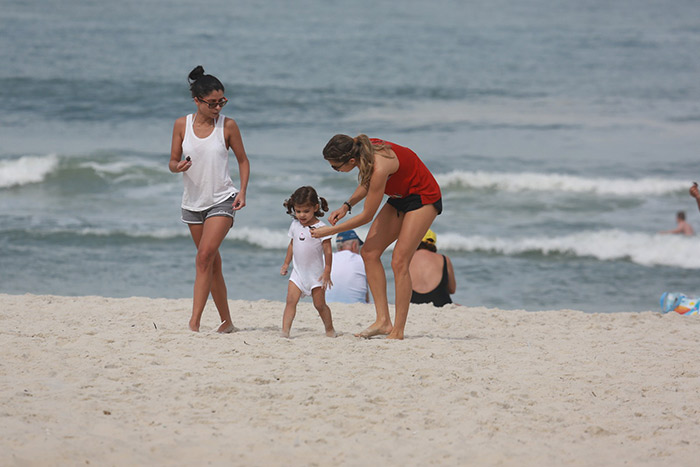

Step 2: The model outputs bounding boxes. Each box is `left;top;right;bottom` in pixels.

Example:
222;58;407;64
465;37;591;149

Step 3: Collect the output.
371;139;441;204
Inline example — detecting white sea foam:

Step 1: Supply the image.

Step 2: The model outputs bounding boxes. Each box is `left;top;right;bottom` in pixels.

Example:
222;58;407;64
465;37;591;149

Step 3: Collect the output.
72;226;700;269
61;225;339;249
79;160;134;175
21;219;699;270
77;159;172;185
75;227;187;239
219;226;700;270
26;225;371;249
436;170;687;196
436;230;700;269
228;226;372;250
228;227;290;249
0;154;60;188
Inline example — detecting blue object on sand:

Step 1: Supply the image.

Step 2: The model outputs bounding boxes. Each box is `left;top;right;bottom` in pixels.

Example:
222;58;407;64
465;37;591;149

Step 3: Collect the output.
660;292;700;315
660;292;681;313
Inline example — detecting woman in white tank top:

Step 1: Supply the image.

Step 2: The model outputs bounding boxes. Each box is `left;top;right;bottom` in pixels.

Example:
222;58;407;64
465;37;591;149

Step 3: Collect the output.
169;66;250;333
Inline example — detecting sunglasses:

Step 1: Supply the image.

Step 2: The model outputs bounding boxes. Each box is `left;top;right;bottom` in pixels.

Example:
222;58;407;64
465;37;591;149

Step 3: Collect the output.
197;96;228;109
331;160;349;171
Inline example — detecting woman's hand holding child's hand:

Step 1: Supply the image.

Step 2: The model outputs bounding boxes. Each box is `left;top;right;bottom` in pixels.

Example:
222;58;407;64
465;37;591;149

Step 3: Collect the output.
310;226;332;239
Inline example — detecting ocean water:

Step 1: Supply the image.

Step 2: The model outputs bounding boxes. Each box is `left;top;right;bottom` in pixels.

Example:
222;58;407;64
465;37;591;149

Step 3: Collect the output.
2;0;700;313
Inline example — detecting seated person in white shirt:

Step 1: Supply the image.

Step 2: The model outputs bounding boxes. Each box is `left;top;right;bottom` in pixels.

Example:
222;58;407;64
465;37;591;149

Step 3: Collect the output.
326;230;370;304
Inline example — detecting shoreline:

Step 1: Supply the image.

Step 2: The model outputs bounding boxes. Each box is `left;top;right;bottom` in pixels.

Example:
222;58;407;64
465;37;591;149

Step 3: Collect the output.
2;293;700;466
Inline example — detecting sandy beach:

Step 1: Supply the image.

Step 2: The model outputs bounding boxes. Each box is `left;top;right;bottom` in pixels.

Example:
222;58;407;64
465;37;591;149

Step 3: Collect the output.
2;293;700;466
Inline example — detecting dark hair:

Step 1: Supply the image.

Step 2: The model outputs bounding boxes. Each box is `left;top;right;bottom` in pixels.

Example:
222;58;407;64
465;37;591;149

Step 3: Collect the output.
677;211;686;220
284;186;329;218
323;134;389;187
188;66;224;99
417;241;437;253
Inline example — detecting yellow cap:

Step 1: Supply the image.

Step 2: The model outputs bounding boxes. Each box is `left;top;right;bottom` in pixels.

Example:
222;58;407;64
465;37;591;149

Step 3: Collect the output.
422;229;436;244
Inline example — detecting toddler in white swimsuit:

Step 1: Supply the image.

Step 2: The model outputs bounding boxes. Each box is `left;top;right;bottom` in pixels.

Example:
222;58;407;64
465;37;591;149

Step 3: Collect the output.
280;186;337;338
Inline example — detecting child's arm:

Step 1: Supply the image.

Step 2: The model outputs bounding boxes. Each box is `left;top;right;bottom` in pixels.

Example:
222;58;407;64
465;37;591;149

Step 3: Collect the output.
319;239;333;290
280;240;293;275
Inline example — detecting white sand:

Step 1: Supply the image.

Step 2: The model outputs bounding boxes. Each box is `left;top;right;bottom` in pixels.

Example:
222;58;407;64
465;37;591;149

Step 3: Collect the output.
2;293;700;466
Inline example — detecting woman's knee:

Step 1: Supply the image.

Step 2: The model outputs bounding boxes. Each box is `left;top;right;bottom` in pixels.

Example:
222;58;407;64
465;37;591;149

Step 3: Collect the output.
361;247;382;263
391;250;412;275
195;247;218;271
211;253;223;274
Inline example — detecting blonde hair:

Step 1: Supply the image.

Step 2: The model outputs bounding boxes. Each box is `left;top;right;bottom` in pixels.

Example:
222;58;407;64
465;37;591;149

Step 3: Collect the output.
323;134;390;187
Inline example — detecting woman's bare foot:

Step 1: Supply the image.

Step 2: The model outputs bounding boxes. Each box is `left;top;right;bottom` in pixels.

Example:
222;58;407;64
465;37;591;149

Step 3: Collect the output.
189;319;200;332
280;329;291;338
326;328;337;338
355;322;392;338
386;329;404;340
217;321;237;333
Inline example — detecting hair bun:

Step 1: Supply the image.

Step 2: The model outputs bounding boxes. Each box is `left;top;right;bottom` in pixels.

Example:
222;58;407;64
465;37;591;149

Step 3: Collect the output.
188;65;205;83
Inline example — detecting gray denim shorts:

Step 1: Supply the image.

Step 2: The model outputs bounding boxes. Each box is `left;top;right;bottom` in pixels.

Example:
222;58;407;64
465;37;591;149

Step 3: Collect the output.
181;194;237;224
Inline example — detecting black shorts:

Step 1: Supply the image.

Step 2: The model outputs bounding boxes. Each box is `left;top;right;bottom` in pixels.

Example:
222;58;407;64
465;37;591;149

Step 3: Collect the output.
387;194;442;215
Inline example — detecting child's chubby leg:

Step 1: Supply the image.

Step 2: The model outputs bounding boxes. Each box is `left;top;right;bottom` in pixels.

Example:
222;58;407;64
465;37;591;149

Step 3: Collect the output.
282;281;303;338
311;287;336;337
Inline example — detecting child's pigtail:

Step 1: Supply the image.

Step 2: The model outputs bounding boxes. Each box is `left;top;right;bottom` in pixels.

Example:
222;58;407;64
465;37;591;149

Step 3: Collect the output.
283;198;296;218
316;197;329;217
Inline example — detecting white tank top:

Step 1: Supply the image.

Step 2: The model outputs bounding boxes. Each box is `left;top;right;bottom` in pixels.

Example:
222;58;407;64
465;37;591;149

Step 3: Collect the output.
181;113;238;211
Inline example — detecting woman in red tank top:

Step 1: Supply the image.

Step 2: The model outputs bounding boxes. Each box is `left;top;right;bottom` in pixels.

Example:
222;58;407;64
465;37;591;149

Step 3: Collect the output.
310;134;442;339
